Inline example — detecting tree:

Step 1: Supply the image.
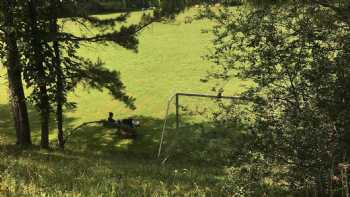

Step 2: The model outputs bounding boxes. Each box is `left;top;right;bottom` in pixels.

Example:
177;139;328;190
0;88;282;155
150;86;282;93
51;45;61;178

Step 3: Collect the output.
35;0;186;149
23;0;52;149
20;0;152;149
0;0;32;146
204;0;350;194
12;0;132;149
1;0;191;149
49;0;65;149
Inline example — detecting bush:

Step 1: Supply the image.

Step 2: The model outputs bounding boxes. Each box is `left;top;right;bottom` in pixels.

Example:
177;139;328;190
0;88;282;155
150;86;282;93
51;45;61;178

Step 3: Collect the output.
203;2;350;195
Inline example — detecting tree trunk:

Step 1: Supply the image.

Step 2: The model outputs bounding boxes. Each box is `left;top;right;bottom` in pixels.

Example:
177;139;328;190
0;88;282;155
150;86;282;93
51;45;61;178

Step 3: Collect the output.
50;12;65;149
27;0;50;149
39;88;50;149
3;0;32;146
55;50;65;149
122;0;127;9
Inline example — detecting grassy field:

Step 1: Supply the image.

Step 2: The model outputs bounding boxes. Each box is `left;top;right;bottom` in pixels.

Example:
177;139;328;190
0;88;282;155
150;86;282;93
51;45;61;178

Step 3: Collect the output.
0;10;247;196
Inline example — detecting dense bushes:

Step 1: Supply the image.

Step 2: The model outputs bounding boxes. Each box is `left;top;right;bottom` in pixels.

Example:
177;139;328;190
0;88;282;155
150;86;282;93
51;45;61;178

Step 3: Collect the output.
201;1;350;195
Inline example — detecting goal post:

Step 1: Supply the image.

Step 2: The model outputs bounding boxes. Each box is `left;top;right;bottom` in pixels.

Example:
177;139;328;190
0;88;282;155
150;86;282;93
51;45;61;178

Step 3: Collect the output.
175;92;243;130
157;92;244;159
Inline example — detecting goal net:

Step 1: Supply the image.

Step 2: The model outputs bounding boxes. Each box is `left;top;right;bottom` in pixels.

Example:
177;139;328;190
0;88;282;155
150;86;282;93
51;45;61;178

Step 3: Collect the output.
158;93;247;164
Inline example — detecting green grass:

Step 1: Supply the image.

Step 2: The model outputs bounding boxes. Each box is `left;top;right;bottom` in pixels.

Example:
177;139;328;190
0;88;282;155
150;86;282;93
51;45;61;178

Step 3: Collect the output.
0;9;247;196
0;145;231;196
61;10;246;121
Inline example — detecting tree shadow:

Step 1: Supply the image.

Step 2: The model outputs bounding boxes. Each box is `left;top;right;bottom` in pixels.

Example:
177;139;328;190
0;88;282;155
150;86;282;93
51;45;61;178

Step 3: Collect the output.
1;101;247;166
63;114;177;160
62;112;247;166
0;104;78;145
0;102;168;157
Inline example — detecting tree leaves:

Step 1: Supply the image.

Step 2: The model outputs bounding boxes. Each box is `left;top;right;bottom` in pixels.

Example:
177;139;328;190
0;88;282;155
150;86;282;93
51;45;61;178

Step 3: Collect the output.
204;0;350;194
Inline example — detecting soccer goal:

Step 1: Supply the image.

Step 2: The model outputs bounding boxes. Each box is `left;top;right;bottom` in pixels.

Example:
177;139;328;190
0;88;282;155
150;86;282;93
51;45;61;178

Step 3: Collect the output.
157;92;246;162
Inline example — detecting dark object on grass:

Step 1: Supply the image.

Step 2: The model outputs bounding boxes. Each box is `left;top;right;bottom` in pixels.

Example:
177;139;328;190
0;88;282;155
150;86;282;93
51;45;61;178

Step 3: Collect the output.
117;118;140;128
106;112;140;138
108;112;115;123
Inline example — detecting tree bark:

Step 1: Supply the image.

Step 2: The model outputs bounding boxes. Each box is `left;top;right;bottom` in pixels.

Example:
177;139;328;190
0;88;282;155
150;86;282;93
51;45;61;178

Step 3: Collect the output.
3;0;32;146
50;11;65;149
54;40;65;149
27;0;50;149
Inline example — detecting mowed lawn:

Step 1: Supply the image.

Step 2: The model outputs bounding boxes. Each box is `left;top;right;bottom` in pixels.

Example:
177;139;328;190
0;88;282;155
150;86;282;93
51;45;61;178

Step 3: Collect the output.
64;10;242;122
1;10;245;142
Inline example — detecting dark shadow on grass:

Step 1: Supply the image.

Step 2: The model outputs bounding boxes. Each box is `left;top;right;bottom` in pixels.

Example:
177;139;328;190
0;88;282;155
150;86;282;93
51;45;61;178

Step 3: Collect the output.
1;101;247;167
62;115;176;160
60;113;247;166
0;104;78;146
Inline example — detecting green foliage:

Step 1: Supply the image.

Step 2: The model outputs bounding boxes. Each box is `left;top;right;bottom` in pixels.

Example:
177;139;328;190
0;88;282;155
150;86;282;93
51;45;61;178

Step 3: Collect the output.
204;1;350;194
78;58;136;109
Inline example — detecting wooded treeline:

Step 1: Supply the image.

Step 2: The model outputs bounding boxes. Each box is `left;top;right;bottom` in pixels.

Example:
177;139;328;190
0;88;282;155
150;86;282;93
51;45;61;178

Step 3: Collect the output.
0;0;181;149
78;0;241;14
200;0;350;195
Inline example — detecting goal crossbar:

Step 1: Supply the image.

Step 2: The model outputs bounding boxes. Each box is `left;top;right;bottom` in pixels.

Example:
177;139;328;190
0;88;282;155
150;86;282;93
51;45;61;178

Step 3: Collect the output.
157;92;244;159
175;93;243;129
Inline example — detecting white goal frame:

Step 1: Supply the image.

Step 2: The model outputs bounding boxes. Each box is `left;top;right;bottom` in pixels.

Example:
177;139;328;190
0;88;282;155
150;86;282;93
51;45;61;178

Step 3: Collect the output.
157;92;243;158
